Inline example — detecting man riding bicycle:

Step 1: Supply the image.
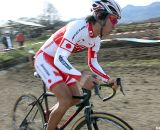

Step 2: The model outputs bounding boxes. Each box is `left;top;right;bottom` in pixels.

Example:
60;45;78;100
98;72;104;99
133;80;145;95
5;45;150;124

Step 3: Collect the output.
34;0;122;130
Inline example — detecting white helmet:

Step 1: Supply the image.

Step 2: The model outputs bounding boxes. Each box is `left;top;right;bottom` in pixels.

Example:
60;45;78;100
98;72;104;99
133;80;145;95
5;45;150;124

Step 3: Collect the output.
91;0;122;19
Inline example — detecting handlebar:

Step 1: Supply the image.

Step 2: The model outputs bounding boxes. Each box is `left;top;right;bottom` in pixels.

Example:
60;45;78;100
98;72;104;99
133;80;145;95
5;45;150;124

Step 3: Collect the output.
73;77;125;107
94;78;125;102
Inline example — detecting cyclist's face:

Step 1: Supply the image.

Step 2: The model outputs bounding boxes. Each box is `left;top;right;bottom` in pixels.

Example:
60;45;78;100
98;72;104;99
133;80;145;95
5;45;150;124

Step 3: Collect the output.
109;15;118;27
102;15;118;36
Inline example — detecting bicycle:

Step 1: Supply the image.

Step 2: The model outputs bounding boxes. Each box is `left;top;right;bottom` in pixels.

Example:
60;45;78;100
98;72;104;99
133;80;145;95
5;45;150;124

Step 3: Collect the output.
12;72;134;130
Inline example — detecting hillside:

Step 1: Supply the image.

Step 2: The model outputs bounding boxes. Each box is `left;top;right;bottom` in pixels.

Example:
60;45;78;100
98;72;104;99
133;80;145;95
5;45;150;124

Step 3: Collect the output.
121;2;160;23
143;17;160;23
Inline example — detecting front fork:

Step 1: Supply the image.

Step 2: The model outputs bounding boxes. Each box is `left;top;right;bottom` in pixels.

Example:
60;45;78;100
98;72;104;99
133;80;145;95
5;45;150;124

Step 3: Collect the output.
84;102;93;130
84;103;99;130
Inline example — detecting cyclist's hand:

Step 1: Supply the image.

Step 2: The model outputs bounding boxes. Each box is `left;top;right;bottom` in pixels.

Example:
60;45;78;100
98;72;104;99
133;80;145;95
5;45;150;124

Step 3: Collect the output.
107;78;118;90
80;73;99;90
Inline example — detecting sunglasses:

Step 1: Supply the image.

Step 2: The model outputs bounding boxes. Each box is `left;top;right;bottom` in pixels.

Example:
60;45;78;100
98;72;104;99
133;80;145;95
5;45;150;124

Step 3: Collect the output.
109;15;118;26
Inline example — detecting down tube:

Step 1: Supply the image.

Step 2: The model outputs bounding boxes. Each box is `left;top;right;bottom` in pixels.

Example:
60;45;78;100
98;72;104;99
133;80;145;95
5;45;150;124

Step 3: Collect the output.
60;105;84;130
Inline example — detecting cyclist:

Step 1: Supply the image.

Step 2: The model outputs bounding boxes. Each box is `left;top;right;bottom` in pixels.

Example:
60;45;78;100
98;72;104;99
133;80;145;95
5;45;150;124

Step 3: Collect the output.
34;0;121;129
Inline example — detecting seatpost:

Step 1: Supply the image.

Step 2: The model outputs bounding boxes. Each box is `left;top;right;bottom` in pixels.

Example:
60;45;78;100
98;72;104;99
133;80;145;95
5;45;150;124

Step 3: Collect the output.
42;81;50;121
42;81;47;93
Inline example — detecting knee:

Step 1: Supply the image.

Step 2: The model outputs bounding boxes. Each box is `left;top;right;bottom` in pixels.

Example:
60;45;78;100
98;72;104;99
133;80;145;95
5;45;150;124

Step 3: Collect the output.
82;75;95;90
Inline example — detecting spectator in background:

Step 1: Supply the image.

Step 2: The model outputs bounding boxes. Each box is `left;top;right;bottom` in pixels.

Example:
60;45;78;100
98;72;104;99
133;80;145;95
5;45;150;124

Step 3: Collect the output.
6;33;13;49
2;33;13;50
2;34;8;49
16;32;25;48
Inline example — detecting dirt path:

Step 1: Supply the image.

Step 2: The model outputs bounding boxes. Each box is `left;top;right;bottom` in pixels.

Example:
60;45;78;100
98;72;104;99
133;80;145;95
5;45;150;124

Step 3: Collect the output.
0;45;160;130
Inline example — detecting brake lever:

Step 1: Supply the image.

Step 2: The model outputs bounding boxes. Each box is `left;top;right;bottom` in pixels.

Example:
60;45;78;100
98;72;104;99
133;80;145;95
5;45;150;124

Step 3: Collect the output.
116;78;125;96
93;81;102;99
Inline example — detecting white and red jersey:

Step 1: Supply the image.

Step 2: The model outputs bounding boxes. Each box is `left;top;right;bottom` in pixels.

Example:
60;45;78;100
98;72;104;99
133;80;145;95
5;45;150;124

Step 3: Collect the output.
36;19;110;82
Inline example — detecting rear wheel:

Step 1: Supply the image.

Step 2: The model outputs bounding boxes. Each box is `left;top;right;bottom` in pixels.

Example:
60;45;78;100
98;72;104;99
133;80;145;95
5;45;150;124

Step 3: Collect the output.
12;94;45;130
71;112;134;130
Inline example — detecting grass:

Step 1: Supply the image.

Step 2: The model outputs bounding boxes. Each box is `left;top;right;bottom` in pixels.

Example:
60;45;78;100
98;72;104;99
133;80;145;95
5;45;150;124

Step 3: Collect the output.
1;37;160;70
0;49;27;61
0;39;44;62
114;22;160;33
100;59;160;67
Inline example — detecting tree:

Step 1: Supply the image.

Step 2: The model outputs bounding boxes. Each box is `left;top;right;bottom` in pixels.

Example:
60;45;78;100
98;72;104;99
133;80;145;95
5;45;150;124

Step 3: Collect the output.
38;2;60;26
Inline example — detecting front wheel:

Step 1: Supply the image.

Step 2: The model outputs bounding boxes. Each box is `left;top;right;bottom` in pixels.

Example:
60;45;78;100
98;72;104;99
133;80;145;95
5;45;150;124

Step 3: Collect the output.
12;94;45;130
71;112;134;130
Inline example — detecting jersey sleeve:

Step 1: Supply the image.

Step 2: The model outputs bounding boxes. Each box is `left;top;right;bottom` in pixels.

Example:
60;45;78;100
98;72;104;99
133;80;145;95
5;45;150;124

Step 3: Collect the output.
54;26;81;80
88;39;110;82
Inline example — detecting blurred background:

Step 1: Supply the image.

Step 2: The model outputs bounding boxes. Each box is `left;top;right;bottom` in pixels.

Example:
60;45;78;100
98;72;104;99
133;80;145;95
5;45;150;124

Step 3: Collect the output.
0;1;160;130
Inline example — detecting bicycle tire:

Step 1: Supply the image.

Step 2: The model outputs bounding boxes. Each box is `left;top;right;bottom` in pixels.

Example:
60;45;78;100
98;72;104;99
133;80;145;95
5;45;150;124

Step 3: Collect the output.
12;94;45;130
71;112;134;130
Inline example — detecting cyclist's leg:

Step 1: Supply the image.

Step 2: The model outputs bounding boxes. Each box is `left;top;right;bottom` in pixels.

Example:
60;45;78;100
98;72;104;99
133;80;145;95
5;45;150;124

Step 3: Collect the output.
68;84;81;105
35;52;74;130
66;77;81;105
66;73;97;105
46;75;97;130
48;103;59;113
49;87;79;111
47;82;76;130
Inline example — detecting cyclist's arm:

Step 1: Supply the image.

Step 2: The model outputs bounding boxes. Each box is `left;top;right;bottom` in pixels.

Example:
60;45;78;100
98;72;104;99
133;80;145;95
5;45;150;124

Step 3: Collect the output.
54;29;81;80
88;42;110;82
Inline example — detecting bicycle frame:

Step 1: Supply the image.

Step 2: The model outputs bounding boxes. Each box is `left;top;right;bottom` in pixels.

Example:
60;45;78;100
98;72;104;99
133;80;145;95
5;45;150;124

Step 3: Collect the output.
32;78;123;130
16;76;126;130
29;81;93;130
